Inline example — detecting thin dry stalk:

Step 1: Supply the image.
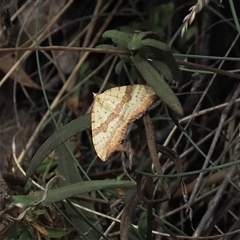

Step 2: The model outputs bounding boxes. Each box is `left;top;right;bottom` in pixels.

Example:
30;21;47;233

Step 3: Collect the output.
17;1;123;167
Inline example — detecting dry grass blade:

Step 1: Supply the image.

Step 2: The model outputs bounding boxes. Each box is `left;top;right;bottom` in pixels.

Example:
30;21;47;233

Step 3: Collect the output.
181;0;223;36
0;55;39;88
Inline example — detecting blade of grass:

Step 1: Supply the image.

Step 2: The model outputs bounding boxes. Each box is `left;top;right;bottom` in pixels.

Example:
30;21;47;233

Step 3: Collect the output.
26;113;90;179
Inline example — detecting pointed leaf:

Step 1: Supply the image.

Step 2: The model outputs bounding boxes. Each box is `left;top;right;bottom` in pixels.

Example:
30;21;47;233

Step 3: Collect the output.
10;180;135;205
56;142;103;238
102;30;130;46
44;180;135;203
95;44;117;50
142;38;170;51
0;55;40;89
115;60;125;75
141;32;182;82
167;106;186;132
131;55;183;115
150;60;173;81
127;39;144;51
26;114;90;179
132;31;159;40
138;212;148;239
154;49;182;82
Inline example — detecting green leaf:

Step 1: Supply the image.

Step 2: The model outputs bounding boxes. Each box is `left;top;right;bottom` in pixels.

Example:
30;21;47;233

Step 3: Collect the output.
43;180;135;204
56;142;82;185
34;158;57;175
140;32;182;82
56;142;103;239
150;60;173;81
131;55;183;115
4;221;19;240
43;226;68;238
26;114;91;179
167;106;186;132
127;39;144;51
128;225;143;240
154;49;182;82
132;31;159;40
18;230;32;240
102;30;130;46
138;212;148;239
142;38;170;51
115;60;125;75
95;44;117;50
10;180;135;205
9;194;39;207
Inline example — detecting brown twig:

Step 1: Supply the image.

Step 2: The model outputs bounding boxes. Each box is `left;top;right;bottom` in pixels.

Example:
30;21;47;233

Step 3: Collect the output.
177;60;240;81
143;114;171;197
137;145;182;204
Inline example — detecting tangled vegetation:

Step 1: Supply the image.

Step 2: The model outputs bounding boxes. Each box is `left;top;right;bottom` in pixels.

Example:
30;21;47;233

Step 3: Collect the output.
0;0;240;239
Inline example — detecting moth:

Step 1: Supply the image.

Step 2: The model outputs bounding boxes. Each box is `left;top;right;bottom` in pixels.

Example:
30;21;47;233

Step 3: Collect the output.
91;85;156;161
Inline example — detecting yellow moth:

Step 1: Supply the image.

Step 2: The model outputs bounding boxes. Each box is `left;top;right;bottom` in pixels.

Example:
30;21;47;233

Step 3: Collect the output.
91;84;156;161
